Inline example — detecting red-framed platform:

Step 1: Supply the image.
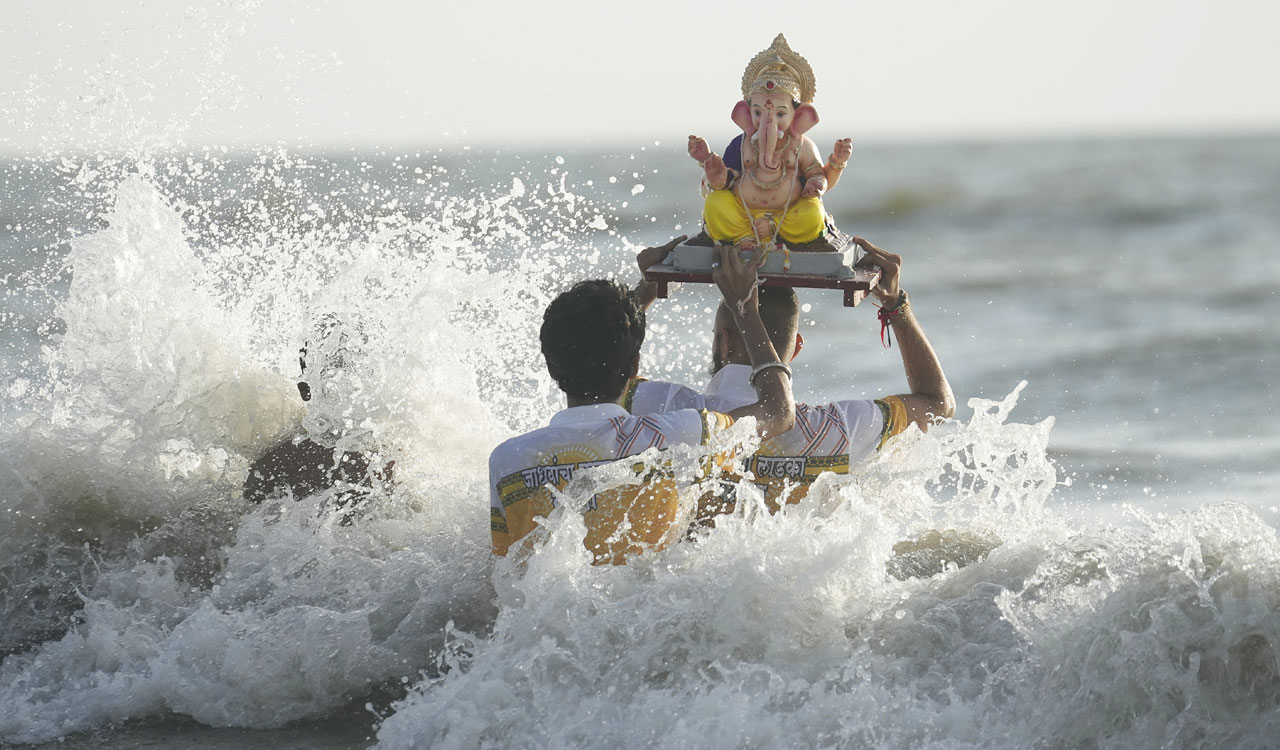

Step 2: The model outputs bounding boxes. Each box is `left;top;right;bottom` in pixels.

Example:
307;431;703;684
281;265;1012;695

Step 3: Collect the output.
643;265;881;307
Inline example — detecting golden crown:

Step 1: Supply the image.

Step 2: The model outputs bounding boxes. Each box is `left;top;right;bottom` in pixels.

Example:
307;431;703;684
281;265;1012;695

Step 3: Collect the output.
741;34;816;104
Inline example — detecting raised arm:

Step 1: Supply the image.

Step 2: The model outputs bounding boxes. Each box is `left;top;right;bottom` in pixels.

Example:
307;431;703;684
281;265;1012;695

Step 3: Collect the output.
689;135;731;192
823;138;853;192
854;237;955;430
711;244;795;438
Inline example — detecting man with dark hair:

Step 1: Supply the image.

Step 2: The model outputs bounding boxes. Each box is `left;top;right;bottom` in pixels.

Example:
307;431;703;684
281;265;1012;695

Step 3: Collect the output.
488;243;794;564
540;279;648;402
628;236;954;515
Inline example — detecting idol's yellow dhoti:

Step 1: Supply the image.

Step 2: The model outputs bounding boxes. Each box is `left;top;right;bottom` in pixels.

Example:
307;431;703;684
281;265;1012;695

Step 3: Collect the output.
703;189;825;245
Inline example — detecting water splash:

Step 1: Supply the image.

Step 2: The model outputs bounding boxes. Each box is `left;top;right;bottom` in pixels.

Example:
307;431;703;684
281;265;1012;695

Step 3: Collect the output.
375;420;1280;750
0;151;622;743
1;157;1276;748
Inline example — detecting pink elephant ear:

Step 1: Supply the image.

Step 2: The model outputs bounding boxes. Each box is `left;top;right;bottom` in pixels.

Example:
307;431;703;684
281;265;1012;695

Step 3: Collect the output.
791;104;819;136
731;101;754;134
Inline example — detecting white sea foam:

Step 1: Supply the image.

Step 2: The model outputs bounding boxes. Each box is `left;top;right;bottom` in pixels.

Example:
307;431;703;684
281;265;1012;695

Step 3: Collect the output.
1;156;1278;749
0;161;609;743
376;419;1280;749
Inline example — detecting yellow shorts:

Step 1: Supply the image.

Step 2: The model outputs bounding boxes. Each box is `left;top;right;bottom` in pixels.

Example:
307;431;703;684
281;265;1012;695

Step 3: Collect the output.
703;189;825;245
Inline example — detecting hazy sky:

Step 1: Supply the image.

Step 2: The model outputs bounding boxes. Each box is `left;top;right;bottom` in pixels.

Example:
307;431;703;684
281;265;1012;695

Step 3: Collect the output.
3;0;1278;153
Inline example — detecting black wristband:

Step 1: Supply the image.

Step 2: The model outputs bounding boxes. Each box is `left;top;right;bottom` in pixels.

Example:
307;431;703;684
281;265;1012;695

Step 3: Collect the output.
883;289;908;313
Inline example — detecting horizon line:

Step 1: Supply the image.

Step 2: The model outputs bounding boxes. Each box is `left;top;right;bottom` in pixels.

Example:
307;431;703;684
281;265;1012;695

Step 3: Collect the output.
3;123;1279;160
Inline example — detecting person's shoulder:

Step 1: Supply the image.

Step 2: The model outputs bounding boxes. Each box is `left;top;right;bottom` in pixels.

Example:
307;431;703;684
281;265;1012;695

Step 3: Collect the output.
826;396;878;411
800;397;883;433
824;396;903;457
818;397;882;423
490;426;544;452
489;427;545;471
650;407;735;446
626;376;705;415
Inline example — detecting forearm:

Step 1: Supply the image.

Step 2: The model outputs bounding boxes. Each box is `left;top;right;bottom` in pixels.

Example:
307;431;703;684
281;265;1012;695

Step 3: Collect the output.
824;139;852;191
801;151;828;195
705;168;737;191
731;306;795;437
851;237;950;429
823;164;844;190
888;303;955;422
737;304;779;367
802;162;827;192
632;279;658;311
711;243;795;437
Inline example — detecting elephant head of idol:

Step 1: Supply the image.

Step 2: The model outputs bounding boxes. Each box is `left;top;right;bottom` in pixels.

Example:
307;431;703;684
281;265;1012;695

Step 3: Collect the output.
731;34;819;171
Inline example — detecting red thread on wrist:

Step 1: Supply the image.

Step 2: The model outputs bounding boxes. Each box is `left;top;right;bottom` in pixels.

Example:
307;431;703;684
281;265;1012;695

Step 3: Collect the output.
876;305;898;348
875;291;908;348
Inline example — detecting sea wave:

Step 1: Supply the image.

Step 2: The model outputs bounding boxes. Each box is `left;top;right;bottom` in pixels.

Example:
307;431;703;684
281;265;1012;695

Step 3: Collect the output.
1;146;1277;748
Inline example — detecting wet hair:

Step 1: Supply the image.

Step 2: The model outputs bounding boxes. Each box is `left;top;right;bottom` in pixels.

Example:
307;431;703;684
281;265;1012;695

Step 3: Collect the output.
540;279;646;401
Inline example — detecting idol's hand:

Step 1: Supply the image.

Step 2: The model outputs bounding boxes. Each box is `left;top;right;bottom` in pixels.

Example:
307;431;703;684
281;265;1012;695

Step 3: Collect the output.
831;138;853;166
688;135;712;163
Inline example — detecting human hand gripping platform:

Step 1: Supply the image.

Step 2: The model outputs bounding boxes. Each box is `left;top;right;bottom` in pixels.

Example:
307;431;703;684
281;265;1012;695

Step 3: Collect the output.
852;236;901;305
853;236;906;346
710;242;766;315
632;235;687;310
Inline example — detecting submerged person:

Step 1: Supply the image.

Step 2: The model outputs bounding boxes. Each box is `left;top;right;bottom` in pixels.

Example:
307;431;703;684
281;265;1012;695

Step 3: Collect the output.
488;242;794;565
629;236;955;517
243;314;394;519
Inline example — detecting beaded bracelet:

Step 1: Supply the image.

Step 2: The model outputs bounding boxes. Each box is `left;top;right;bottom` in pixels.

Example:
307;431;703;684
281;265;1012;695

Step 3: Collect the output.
703;171;736;192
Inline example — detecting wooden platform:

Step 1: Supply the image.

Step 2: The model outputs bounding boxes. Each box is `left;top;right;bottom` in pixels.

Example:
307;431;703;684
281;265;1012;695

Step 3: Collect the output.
643;264;881;307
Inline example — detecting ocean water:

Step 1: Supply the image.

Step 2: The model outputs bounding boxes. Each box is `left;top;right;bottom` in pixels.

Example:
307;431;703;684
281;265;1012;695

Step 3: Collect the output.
1;133;1279;749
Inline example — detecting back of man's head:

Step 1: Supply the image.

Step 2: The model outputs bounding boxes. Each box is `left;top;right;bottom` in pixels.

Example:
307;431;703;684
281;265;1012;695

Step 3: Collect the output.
541;279;645;401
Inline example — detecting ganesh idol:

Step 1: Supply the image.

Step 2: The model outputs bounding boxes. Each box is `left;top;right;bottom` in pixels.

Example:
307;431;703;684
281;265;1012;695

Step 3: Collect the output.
689;34;853;255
